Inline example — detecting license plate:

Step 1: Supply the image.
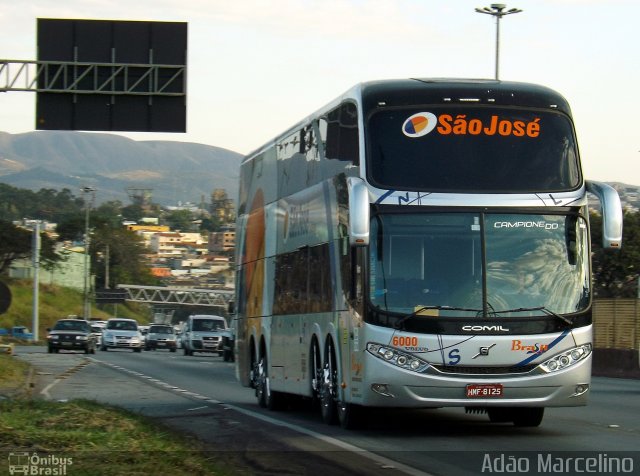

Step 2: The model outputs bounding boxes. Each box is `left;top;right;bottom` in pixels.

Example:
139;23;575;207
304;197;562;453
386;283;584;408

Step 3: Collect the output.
157;342;166;346
466;383;503;398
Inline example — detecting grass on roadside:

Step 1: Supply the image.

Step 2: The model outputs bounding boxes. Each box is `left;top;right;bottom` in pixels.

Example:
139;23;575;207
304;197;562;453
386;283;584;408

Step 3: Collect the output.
0;355;236;476
0;354;30;396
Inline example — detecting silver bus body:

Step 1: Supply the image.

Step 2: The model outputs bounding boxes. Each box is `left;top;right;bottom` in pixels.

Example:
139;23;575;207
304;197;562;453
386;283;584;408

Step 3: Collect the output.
233;79;622;427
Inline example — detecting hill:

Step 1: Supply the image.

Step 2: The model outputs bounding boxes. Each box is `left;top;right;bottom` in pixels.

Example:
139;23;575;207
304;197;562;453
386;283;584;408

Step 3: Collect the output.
0;131;242;206
0;279;150;338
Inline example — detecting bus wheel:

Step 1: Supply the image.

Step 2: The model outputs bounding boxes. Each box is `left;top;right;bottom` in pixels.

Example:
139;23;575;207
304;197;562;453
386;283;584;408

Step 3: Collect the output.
337;401;362;430
256;357;268;408
320;340;338;425
310;340;322;406
256;354;282;410
512;407;544;427
487;408;512;423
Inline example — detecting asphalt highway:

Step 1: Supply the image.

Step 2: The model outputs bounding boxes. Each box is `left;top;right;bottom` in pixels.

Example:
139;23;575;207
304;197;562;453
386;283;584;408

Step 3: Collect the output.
13;346;640;476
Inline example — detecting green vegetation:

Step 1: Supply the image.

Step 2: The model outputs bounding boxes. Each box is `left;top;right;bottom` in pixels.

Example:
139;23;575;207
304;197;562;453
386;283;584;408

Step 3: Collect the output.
0;354;236;475
0;289;238;476
0;354;29;396
0;220;60;274
0;398;228;475
590;211;640;297
0;184;161;289
0;183;226;291
0;279;151;339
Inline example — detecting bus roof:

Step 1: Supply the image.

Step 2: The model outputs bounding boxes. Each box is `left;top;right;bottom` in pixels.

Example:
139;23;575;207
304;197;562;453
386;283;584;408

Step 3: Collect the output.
243;78;572;161
358;78;572;116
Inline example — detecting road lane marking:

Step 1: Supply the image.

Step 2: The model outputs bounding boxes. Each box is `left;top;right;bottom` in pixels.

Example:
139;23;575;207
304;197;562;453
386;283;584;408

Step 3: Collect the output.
40;379;61;400
87;357;431;476
223;403;433;476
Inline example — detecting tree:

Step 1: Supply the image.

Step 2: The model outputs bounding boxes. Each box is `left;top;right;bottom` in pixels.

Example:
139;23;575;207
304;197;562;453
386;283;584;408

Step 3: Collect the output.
121;204;145;223
0;184;84;223
0;220;61;274
95;201;125;228
590;211;640;297
163;209;197;232
91;225;159;288
200;216;221;232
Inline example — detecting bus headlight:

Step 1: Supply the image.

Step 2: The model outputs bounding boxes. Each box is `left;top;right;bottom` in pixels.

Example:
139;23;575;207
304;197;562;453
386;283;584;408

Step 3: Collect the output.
367;343;430;373
539;344;591;373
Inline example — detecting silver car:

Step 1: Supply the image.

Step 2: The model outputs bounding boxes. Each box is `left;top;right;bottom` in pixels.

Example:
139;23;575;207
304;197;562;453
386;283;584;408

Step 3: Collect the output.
100;318;143;352
182;314;228;356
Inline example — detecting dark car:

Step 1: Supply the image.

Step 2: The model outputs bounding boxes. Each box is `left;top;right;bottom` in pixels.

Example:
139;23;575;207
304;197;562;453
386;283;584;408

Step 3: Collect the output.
47;319;97;354
145;324;178;352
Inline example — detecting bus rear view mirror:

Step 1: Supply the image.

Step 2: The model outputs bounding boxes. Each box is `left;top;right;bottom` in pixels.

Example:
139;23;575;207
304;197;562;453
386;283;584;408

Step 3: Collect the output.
348;177;370;246
586;181;623;249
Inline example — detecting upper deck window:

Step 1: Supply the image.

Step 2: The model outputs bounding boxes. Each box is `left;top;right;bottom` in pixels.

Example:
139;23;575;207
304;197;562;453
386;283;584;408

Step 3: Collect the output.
366;106;581;193
319;102;359;164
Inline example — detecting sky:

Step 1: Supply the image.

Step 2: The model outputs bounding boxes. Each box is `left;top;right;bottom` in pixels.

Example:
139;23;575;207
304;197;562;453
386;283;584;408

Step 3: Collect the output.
1;0;639;185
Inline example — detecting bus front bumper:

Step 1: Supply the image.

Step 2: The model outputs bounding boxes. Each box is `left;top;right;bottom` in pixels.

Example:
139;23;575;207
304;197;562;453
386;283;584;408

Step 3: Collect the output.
356;353;592;408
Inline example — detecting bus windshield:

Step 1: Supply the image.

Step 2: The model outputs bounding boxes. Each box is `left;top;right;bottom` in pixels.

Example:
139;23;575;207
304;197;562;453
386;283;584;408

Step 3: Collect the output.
368;212;590;319
366;106;581;193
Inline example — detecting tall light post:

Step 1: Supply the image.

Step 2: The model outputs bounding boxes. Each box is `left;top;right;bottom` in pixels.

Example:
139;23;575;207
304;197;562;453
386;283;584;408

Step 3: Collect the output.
82;186;95;319
475;3;522;80
31;221;41;342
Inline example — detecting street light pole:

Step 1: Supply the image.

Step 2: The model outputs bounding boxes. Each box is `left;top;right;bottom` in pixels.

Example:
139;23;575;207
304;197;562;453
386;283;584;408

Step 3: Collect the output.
31;221;41;342
82;186;95;319
475;3;522;80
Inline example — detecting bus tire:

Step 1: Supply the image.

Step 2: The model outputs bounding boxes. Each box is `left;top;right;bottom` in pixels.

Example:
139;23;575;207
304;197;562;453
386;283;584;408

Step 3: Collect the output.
487;408;512;423
512;407;544;427
320;339;338;425
337;401;363;430
310;339;322;406
256;354;282;410
256;356;268;408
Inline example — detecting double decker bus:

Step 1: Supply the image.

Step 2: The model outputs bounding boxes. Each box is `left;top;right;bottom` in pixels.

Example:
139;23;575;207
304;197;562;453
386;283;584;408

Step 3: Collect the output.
233;79;622;428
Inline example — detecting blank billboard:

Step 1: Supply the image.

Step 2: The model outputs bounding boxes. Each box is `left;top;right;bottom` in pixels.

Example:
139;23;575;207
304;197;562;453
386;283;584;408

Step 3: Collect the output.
36;19;187;132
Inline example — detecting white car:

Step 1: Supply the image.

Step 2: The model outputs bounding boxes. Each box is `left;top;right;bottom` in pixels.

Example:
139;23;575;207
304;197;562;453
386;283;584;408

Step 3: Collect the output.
182;315;228;356
90;324;105;346
100;318;143;352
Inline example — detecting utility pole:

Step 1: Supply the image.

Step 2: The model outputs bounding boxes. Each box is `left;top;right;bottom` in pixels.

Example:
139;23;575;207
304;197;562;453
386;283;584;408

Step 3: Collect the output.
31;221;41;341
82;187;95;319
475;3;522;79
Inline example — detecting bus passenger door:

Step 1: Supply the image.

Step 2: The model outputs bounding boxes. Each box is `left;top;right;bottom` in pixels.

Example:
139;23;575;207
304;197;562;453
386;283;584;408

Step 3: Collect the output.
340;246;366;405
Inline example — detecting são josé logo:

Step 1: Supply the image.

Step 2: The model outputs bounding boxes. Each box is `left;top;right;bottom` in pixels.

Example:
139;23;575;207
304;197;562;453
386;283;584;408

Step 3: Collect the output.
402;111;542;138
402;112;438;138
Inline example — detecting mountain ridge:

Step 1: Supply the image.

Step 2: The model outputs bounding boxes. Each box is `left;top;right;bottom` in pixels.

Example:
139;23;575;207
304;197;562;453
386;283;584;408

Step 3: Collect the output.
0;131;242;206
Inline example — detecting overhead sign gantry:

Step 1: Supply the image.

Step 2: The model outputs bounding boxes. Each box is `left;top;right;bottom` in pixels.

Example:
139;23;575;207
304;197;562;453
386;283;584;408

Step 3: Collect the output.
0;18;187;132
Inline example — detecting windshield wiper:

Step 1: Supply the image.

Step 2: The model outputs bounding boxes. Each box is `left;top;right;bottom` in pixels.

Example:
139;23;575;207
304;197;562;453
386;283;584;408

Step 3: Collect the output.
394;305;483;329
492;306;572;325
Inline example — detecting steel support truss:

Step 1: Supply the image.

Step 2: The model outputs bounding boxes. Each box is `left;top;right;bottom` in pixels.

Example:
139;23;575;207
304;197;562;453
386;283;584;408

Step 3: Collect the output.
0;59;186;96
118;284;233;308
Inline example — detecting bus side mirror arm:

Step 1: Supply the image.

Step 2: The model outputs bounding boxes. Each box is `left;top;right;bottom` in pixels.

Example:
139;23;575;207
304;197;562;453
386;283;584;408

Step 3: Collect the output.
347;178;370;246
586;180;623;249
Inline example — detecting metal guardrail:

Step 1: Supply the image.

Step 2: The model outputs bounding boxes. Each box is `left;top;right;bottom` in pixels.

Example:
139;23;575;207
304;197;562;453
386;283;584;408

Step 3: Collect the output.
118;284;233;307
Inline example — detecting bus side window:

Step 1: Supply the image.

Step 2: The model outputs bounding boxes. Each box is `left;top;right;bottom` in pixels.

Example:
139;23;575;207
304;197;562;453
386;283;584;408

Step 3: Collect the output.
320;102;359;165
352;248;363;303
